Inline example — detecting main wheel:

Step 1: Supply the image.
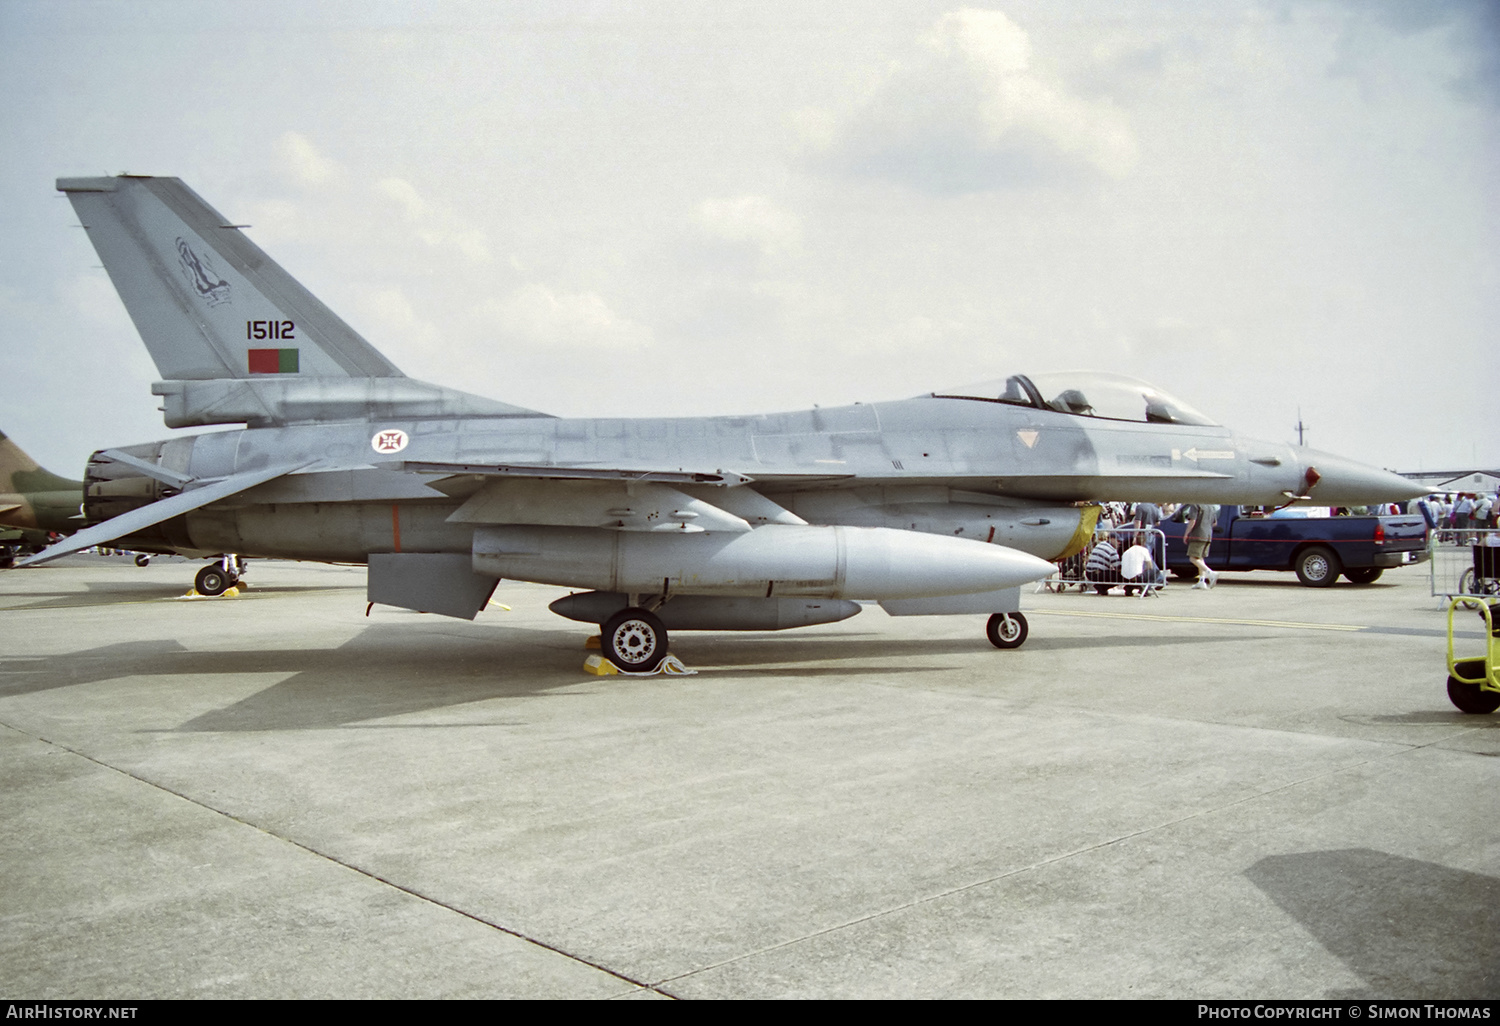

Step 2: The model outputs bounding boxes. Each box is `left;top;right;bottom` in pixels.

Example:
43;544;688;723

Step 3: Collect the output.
1294;546;1341;587
986;612;1028;649
1343;567;1382;585
1447;667;1500;714
601;608;669;672
134;553;151;567
194;564;232;596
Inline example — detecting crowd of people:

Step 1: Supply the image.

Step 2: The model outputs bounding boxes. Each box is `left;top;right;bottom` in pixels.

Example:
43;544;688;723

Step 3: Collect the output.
1419;492;1498;537
1079;501;1220;597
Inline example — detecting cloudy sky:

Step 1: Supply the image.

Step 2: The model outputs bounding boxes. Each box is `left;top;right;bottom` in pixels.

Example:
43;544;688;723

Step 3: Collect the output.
2;0;1496;477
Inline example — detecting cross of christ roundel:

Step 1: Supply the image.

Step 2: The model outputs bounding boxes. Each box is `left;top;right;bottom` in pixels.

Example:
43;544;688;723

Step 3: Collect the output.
372;429;409;454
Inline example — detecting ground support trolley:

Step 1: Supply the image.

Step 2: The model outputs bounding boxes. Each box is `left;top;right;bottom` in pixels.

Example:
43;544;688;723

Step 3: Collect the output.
1445;596;1500;714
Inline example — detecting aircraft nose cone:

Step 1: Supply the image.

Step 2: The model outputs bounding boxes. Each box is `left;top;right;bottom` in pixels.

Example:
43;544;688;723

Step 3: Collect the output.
1299;448;1424;505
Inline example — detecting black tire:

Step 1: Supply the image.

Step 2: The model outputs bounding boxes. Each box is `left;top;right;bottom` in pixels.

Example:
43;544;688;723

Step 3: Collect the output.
1447;667;1500;714
601;608;668;672
194;564;231;596
1459;568;1500;597
134;553;151;567
1294;546;1341;587
1342;567;1382;585
986;612;1028;649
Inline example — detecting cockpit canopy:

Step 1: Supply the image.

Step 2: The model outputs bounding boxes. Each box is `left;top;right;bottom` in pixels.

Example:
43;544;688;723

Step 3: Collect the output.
931;372;1218;427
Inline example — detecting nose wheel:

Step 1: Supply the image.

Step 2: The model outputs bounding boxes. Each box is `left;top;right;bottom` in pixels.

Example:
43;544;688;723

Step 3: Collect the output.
986;612;1028;649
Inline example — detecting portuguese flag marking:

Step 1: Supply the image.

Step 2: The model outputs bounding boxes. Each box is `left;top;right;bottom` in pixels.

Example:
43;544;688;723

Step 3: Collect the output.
248;348;299;374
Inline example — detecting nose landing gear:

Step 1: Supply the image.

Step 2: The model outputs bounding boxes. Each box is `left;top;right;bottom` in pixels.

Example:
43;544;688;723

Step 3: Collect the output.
986;612;1028;649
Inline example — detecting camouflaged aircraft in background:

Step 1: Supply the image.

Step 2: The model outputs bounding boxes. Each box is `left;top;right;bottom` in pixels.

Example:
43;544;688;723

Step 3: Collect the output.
15;175;1422;669
0;430;83;568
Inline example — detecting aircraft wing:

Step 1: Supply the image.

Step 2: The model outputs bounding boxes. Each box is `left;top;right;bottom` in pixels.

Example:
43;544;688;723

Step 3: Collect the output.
392;460;807;531
14;461;315;567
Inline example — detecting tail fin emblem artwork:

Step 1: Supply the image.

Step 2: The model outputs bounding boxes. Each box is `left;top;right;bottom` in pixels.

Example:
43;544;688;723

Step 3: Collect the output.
372;429;409;454
175;237;231;307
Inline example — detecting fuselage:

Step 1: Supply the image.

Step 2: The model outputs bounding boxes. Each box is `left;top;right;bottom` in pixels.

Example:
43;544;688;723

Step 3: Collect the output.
87;391;1363;569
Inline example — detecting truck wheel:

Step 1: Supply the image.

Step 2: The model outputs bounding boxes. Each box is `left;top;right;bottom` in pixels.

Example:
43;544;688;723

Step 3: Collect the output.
986;612;1028;649
1294;546;1341;587
601;608;668;672
1447;673;1500;714
1342;568;1382;585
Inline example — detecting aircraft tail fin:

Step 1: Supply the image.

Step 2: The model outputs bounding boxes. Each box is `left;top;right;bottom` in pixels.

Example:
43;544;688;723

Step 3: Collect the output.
57;175;404;381
0;429;82;493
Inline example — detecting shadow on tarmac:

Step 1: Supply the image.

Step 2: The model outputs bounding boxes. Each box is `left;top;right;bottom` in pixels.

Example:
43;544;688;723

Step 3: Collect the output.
1245;849;1500;998
0;621;1255;732
0;580;348;611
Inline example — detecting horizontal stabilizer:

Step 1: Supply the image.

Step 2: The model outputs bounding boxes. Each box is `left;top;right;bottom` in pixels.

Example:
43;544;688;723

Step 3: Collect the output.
15;461;312;567
96;449;196;488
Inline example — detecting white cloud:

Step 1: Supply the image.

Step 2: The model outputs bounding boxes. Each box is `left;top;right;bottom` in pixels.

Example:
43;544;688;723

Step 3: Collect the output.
476;283;652;352
375;177;492;263
818;7;1138;193
695;195;802;258
277;131;341;187
353;286;442;363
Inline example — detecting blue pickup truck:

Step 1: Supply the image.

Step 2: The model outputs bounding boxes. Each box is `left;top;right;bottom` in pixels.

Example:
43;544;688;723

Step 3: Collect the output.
1160;505;1428;586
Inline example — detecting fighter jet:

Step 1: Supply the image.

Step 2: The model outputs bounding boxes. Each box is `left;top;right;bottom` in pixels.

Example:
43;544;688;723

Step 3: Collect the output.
0;430;83;568
16;175;1422;669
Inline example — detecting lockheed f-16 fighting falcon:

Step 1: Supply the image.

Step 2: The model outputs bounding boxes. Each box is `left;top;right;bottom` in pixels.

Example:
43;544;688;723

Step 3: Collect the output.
15;175;1422;670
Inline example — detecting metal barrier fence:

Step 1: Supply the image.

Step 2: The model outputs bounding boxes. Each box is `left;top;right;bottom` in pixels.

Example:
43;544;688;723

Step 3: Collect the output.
1430;528;1500;599
1039;527;1167;598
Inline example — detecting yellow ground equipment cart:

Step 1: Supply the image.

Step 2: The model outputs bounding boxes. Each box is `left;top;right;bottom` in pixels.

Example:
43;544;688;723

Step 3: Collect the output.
1446;597;1500;714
